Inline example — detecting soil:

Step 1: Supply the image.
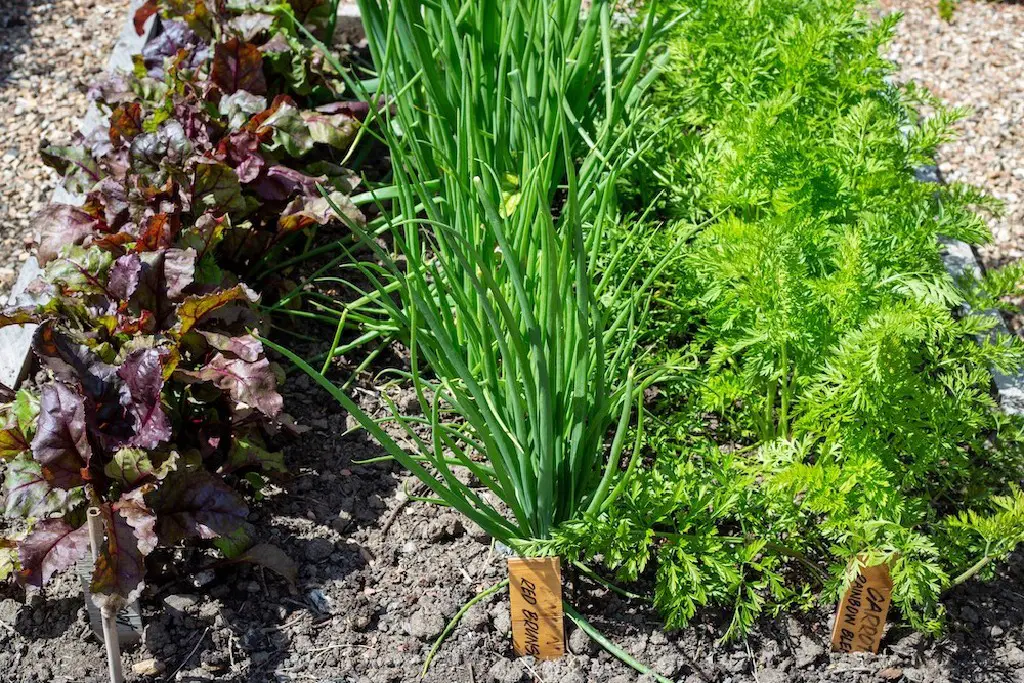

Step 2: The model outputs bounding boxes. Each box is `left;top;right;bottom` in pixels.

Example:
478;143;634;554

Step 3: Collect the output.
2;347;1024;683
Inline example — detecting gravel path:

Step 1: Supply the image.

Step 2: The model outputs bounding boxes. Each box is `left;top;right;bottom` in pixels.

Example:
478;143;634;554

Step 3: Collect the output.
881;0;1024;272
0;0;129;294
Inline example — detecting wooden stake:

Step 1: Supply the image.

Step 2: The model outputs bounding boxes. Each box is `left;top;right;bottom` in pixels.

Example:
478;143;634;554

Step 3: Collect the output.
87;507;125;683
507;557;565;659
830;556;894;654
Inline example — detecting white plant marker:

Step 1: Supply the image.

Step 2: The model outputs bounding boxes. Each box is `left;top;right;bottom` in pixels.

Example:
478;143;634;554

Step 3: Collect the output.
86;507;125;683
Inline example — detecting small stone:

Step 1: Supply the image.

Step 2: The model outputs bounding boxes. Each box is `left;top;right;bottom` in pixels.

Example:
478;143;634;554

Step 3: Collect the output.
307;588;332;614
990;625;1004;638
491;608;511;636
404;608;445;641
332;510;354;533
878;668;904;681
304;538;335;563
568;627;595;655
192;570;216;588
487;658;525;683
163;594;198;613
794;635;823;669
132;658;164;676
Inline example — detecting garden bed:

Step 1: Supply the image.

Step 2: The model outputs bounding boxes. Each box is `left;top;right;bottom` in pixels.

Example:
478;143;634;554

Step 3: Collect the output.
2;1;1024;682
3;388;1024;683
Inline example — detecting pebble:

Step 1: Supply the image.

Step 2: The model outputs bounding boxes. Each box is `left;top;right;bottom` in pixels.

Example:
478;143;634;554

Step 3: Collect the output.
304;538;336;563
131;658;164;676
403;608;445;641
163;594;198;613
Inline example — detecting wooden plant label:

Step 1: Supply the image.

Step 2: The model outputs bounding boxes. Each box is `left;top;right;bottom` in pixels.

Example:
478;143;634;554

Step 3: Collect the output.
76;558;144;646
507;557;565;659
830;558;893;654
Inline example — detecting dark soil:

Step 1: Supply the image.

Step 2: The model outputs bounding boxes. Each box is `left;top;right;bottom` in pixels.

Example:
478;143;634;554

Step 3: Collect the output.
2;352;1024;683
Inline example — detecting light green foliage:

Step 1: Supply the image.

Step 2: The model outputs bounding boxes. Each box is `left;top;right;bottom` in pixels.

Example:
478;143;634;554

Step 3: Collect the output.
569;0;1024;637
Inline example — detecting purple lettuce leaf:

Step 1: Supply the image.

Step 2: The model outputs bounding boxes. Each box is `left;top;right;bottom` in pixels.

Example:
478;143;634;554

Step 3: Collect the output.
212;37;267;96
30;382;93;489
145;469;248;544
191;160;248;216
3;455;86;518
216;130;265;183
164;247;197;300
143;19;207;76
250;165;325;202
199;331;263;362
117;348;172;450
40;143;101;195
35;205;102;266
278;191;364;234
85;177;131;231
17;518;90;588
90;502;151;609
108;253;143;301
186;352;283;418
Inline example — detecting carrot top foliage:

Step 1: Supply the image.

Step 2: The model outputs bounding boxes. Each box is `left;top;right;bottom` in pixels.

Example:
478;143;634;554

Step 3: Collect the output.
549;0;1024;637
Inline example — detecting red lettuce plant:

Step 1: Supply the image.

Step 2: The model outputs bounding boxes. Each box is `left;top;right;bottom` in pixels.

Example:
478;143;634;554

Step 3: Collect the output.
0;0;366;608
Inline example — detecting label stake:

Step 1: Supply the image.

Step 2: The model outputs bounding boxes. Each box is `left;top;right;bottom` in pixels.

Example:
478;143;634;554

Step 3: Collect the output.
87;507;125;683
830;556;894;654
507;557;565;659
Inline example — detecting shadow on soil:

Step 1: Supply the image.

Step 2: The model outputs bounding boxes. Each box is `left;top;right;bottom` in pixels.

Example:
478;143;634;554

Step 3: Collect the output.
0;1;32;91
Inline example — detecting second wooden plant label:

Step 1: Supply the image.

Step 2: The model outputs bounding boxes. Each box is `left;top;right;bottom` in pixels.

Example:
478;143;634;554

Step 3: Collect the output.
508;557;565;659
830;558;893;654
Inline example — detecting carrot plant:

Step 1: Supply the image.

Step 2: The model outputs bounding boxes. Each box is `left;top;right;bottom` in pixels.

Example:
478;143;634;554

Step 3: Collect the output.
551;0;1024;638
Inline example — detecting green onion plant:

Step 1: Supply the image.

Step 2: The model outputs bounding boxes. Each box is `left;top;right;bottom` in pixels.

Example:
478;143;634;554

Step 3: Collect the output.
265;0;677;677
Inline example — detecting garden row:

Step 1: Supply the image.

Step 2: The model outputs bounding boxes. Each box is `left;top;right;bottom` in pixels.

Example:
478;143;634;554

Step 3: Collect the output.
0;0;372;617
1;0;1024;678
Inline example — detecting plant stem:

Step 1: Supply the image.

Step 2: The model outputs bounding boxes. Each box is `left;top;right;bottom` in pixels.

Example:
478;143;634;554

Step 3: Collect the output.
421;579;509;678
947;555;993;590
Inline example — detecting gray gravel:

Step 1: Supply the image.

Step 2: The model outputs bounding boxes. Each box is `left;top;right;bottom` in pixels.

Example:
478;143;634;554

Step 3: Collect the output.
0;0;129;295
881;0;1024;272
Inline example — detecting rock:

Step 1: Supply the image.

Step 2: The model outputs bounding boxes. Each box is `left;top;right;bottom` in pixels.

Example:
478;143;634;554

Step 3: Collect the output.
0;599;20;627
132;658;164;676
307;589;332;614
568;626;595;655
404;608;445;641
304;538;335;563
487;658;525;683
794;635;823;669
491;608;511;636
654;653;683;677
192;570;216;588
164;594;198;613
878;667;904;681
1004;645;1024;668
990;625;1004;638
332;509;354;533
